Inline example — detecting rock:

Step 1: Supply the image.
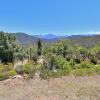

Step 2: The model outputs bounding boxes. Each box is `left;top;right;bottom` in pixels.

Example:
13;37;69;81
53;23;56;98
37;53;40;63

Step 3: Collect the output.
35;71;41;78
12;75;24;80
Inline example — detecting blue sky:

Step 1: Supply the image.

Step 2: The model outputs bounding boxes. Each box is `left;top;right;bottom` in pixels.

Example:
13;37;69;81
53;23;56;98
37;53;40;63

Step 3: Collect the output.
0;0;100;35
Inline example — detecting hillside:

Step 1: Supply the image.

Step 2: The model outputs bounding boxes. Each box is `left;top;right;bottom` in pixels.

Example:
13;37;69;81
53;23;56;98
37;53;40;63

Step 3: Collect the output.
70;35;100;48
15;33;61;44
15;33;100;47
15;33;39;45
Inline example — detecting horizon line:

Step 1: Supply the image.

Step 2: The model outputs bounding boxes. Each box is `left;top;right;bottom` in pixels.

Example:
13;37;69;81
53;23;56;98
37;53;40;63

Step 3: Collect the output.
0;30;100;36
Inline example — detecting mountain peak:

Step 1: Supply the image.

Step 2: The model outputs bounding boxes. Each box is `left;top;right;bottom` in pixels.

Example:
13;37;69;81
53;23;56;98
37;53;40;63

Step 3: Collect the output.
43;34;57;39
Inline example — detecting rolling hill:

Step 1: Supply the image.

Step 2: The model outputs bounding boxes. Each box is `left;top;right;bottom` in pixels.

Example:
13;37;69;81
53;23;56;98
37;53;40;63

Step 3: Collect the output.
15;33;39;45
15;33;100;48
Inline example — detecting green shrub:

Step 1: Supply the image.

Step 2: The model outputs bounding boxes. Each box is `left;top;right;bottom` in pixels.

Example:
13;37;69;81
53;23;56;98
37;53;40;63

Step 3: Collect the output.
40;68;71;80
69;59;75;67
90;57;97;65
95;65;100;75
73;64;81;69
0;67;5;73
7;70;17;77
0;63;13;72
74;58;81;64
80;61;94;68
0;73;8;81
28;67;35;79
55;56;71;70
24;63;32;74
40;69;60;80
85;68;95;76
24;62;35;73
74;69;85;77
23;62;36;79
40;69;50;80
62;69;71;76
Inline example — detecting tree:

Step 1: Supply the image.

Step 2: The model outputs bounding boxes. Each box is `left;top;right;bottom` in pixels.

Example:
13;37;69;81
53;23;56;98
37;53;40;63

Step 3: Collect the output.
37;39;42;56
0;31;18;63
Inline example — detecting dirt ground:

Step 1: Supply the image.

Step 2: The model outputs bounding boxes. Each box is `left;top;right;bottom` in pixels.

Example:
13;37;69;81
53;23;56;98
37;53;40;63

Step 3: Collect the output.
0;76;100;100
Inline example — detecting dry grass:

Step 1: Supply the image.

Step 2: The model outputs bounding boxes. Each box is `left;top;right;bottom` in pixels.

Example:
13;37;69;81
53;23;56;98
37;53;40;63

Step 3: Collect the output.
0;76;100;100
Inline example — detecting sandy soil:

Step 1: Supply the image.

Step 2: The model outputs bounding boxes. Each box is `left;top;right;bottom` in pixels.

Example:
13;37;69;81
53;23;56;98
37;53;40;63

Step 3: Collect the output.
0;76;100;100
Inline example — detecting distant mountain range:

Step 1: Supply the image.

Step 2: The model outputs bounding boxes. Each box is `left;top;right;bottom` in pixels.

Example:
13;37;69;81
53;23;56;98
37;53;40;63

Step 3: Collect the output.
34;34;68;39
15;32;100;47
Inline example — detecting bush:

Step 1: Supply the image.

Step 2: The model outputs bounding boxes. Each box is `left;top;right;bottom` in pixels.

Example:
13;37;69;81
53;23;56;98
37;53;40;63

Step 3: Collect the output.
74;58;81;64
24;62;34;73
80;61;94;68
95;65;100;75
40;69;60;80
0;70;17;81
73;69;85;77
0;63;13;72
0;73;8;81
40;69;71;80
62;69;71;76
0;67;5;73
23;62;36;79
90;56;97;65
7;70;17;77
69;59;75;67
27;67;35;79
73;64;81;69
24;63;32;74
55;56;71;70
40;69;50;80
85;68;95;76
